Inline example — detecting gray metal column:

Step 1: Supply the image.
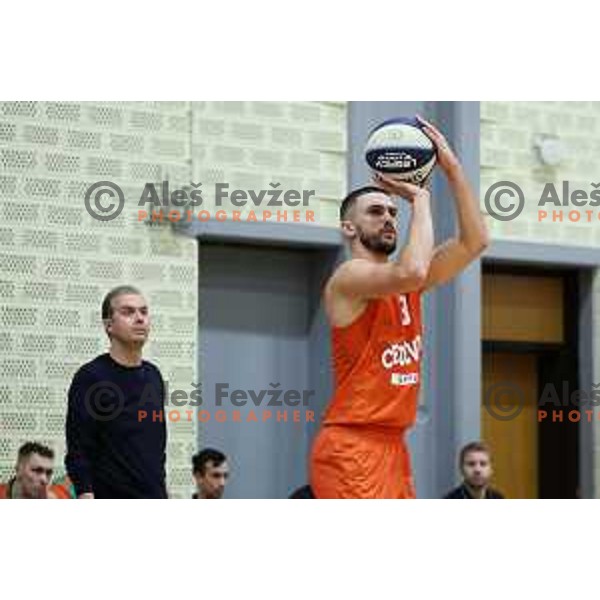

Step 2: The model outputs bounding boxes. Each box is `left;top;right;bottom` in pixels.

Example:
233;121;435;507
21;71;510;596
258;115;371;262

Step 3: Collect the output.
432;102;483;491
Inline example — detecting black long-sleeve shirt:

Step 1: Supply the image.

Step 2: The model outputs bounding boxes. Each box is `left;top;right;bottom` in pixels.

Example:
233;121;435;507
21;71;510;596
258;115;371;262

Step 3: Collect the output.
443;484;504;499
65;353;167;499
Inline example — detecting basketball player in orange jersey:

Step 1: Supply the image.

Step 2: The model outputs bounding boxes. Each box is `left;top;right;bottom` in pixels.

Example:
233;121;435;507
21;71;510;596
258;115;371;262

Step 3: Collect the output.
309;116;490;498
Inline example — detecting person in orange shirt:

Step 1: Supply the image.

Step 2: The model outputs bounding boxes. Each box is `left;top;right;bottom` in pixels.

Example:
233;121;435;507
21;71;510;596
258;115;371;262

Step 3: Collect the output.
0;442;70;499
310;116;490;499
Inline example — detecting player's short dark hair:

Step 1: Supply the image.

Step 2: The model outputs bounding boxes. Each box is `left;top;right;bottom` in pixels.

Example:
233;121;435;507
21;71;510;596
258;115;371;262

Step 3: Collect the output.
192;448;227;475
459;441;491;467
17;442;54;463
101;285;143;320
339;185;390;221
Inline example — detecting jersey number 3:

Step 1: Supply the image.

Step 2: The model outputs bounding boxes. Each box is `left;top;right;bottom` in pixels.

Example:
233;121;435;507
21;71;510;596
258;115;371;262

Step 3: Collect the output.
399;295;411;326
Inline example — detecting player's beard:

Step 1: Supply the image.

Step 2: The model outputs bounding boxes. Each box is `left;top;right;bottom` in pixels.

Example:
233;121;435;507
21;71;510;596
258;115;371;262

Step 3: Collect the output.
357;225;397;256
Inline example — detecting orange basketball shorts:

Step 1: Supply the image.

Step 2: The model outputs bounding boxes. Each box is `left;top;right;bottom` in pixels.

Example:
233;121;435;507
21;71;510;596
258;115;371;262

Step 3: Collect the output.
310;424;415;499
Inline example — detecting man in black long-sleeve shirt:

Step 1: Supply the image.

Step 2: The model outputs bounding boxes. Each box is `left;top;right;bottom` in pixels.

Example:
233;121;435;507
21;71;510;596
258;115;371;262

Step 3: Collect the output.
65;285;167;499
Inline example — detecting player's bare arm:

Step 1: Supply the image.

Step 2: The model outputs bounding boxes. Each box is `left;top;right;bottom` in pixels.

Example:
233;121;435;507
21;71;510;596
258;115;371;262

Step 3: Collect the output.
417;115;490;290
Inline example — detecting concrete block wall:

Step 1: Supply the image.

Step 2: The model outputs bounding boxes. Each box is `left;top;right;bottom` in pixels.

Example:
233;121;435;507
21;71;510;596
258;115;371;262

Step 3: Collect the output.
190;101;347;226
481;101;600;247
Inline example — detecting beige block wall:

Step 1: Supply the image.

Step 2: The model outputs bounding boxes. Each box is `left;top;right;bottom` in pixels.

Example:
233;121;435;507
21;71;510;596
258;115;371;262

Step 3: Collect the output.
481;101;600;247
189;101;346;226
0;101;348;497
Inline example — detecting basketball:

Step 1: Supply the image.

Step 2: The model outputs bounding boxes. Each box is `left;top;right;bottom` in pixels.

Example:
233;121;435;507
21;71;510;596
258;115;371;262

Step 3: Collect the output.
365;117;437;185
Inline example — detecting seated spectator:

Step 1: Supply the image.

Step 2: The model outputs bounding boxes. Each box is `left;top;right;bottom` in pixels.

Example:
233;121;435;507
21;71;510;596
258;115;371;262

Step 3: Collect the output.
0;442;67;499
192;448;229;499
444;441;505;499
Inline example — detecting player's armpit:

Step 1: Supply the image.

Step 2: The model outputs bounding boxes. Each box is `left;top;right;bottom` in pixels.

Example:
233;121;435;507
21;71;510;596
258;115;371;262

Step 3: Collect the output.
333;258;427;300
423;238;487;291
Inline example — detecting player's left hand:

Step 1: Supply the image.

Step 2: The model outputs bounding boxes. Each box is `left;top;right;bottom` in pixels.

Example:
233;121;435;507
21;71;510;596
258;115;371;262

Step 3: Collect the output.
416;115;461;174
372;172;430;204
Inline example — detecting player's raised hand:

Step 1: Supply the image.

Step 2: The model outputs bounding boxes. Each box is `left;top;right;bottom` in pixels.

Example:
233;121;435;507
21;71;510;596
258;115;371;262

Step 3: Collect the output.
372;172;430;204
416;115;460;174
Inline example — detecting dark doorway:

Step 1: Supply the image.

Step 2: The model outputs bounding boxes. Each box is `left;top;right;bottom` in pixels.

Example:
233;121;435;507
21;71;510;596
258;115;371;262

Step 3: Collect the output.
482;265;580;499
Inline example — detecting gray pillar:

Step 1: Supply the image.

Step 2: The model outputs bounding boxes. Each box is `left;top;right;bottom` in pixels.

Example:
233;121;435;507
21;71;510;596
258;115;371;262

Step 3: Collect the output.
431;102;483;492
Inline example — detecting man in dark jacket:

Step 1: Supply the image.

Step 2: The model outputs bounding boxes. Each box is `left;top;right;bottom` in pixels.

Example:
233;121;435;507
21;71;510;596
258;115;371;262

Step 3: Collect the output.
444;441;505;499
65;285;167;499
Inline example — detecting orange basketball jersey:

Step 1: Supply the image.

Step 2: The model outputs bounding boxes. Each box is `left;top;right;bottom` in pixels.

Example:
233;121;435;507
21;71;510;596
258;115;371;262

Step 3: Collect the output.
310;291;423;498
